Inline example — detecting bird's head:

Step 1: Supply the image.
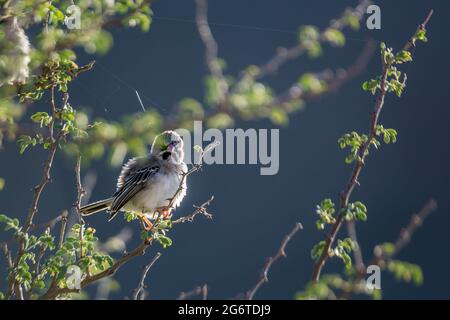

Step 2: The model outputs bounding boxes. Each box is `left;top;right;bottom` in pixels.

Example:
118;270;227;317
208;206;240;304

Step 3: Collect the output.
151;130;184;164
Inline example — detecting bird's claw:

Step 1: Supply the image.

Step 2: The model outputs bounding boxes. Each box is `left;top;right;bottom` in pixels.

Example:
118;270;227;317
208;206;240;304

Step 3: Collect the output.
140;214;154;241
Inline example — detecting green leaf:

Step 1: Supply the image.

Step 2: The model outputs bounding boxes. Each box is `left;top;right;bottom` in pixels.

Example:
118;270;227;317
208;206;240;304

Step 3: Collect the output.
362;79;380;95
31;112;52;127
298;25;320;43
0;213;20;232
415;29;427;43
388;260;423;285
315;198;336;230
193;145;203;153
156;234;172;248
297;26;322;58
206;113;234;129
270;108;289;125
334;238;354;269
311;241;326;261
378;242;396;256
395;50;413;64
123;211;139;222
17;135;37;154
299;73;327;94
323;28;345;47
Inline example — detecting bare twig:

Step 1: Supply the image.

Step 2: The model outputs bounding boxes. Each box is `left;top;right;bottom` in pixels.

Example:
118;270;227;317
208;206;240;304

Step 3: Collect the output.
311;11;434;283
245;222;303;300
132;252;162;300
14;283;24;300
67;169;98;234
378;199;437;260
346;220;365;273
195;0;222;79
58;211;69;249
172;196;214;224
22;150;58;232
74;156;85;259
177;284;208;300
29;211;68;233
2;243;13;268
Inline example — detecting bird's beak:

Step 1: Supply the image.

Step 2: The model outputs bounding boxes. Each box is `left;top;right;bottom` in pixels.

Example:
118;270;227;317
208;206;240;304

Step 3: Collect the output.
166;142;176;152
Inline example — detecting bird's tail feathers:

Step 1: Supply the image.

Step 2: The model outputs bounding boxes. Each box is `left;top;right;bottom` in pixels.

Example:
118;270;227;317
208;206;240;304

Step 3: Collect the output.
80;198;113;216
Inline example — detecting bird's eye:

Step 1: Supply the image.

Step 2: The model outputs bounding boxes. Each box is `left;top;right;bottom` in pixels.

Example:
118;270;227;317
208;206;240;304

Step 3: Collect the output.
162;152;171;160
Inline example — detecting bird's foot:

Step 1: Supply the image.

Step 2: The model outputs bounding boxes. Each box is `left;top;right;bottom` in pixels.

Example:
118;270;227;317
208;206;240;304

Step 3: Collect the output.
139;214;154;241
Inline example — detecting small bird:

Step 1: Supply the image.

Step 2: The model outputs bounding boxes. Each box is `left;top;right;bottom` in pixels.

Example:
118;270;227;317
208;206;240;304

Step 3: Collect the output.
80;130;187;230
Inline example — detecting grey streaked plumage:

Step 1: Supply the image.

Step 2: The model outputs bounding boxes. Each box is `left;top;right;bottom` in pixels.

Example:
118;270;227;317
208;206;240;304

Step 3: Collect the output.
80;131;187;221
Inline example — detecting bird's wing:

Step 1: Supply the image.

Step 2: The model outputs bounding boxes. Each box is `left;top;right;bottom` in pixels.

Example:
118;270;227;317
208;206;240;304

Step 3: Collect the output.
110;158;160;216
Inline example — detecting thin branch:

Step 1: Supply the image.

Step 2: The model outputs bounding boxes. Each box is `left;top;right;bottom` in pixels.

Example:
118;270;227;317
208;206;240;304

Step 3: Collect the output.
74;156;85;259
318;40;376;95
311;11;433;283
29;211;67;233
342;199;437;299
172;196;214;224
67;169;98;235
58;211;69;249
177;284;208;300
346;220;365;273
23;85;58;233
270;40;375;111
2;243;13;269
43;1;52;33
245;222;303;300
379;199;437;260
195;0;221;79
14;283;24;300
132;252;162;300
403;9;434;52
250;0;370;80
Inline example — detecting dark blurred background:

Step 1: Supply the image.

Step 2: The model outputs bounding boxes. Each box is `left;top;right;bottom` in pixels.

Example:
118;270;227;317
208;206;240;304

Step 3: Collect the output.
1;0;449;299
